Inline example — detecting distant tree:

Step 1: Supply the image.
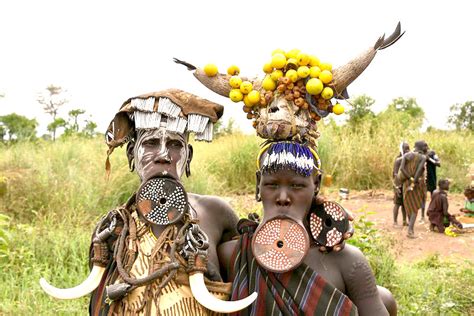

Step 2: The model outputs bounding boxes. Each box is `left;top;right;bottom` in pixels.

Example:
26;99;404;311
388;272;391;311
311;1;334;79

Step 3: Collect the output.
0;123;5;141
0;113;38;141
63;109;86;136
37;85;68;140
82;119;97;138
346;94;375;125
448;101;473;131
47;118;67;140
385;97;425;128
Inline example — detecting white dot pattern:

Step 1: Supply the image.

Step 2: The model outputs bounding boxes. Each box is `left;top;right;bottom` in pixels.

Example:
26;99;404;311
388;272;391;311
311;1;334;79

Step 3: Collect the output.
324;201;345;221
257;249;292;271
309;213;323;241
284;224;306;253
137;178;186;225
326;228;343;247
254;219;281;245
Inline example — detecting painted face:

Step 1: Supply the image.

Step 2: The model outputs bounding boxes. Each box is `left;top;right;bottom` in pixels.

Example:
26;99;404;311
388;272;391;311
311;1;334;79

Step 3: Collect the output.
134;128;189;182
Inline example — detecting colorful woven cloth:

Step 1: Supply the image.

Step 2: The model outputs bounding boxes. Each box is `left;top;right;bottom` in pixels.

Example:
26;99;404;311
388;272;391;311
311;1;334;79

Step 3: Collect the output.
402;153;427;217
228;220;357;316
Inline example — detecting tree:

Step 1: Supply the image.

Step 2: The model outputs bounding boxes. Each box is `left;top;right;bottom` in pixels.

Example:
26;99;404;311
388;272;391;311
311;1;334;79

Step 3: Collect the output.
346;94;375;125
0;113;38;141
63;109;86;136
82;119;97;138
47;118;67;140
37;85;68;140
385;97;425;128
448;101;473;131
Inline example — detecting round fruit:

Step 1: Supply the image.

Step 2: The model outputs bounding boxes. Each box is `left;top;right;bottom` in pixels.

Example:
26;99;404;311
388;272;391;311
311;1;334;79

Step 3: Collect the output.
247;90;260;105
227;65;240;76
229;89;243;102
240;81;253;94
297;66;310;78
309;55;320;67
309;66;321;78
204;64;218;77
243;95;253;107
286;48;300;59
285;69;298;82
321;87;334;99
296;52;310;66
333;103;344;115
270;69;284;81
320;62;332;71
263;62;273;74
306;78;324;95
262;75;277;91
286;58;298;69
319;70;333;84
229;76;242;88
271;53;287;69
272;48;286;56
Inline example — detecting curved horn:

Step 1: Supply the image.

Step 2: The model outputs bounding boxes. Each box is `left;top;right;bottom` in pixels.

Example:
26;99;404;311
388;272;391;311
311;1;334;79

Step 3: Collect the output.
189;272;258;313
331;22;405;98
40;265;106;299
174;58;262;98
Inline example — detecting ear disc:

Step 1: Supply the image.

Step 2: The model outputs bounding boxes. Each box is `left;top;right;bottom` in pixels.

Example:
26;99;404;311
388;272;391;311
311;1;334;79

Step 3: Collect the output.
308;201;349;247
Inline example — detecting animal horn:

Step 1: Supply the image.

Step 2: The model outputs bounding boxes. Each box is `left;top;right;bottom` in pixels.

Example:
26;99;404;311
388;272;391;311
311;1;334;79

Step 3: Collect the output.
39;265;106;299
331;22;405;99
174;58;261;98
189;272;258;313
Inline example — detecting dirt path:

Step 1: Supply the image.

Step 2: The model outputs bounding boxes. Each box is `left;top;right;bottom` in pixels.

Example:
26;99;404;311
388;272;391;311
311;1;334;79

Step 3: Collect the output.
226;189;474;263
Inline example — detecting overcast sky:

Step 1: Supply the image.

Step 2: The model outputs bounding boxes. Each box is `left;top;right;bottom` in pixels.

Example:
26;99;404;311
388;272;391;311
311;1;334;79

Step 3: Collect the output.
0;0;472;135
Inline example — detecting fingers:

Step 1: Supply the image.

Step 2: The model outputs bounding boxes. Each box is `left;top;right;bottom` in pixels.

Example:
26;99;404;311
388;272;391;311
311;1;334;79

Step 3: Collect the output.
343;225;354;240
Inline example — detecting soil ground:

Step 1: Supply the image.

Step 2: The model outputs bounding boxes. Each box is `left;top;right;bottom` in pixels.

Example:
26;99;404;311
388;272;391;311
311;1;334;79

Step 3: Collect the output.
226;189;474;263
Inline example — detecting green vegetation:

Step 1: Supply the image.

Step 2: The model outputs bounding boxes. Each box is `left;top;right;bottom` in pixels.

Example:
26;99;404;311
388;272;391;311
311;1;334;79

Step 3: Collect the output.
0;118;472;314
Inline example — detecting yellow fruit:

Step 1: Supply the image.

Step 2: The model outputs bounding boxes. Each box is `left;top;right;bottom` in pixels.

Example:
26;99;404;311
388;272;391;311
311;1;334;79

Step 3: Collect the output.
297;66;310;78
263;62;273;74
270;69;283;81
320;62;332;71
286;49;300;59
203;64;218;77
306;78;324;95
319;70;333;84
229;76;242;88
309;66;321;78
227;65;240;76
271;53;287;69
296;52;310;66
285;69;298;82
229;89;243;102
272;48;286;56
309;55;320;67
240;81;253;94
321;87;334;99
286;58;298;69
333;103;344;115
247;90;261;105
243;95;254;107
262;75;277;91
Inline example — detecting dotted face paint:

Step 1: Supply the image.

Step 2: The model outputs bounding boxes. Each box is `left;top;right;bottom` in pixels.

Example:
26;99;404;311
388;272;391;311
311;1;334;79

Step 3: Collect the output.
308;201;349;248
252;218;309;273
136;177;188;225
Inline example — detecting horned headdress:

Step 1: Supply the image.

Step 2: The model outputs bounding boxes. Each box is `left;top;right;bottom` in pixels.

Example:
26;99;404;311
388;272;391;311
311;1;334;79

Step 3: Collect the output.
175;22;404;147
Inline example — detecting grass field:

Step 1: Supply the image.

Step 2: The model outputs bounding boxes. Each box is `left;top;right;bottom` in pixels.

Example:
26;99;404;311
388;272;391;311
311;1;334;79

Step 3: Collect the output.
0;127;473;315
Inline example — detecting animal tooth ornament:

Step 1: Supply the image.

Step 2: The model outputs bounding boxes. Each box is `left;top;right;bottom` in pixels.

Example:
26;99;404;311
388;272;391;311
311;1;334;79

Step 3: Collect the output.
174;22;404;148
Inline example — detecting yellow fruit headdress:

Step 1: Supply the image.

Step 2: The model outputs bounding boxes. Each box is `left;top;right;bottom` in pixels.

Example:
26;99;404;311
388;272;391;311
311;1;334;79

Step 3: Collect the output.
175;23;404;147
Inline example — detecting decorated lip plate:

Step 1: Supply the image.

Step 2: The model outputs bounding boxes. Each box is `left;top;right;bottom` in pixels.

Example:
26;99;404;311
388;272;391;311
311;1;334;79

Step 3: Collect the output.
136;177;188;225
309;201;349;248
251;217;309;273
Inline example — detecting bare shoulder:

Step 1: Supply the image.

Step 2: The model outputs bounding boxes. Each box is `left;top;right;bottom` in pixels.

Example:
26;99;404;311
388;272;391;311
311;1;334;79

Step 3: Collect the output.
188;193;235;215
331;244;374;280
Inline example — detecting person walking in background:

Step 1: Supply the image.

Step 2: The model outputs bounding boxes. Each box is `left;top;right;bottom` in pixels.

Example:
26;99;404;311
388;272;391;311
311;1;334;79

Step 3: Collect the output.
421;148;441;222
392;141;410;226
399;140;428;238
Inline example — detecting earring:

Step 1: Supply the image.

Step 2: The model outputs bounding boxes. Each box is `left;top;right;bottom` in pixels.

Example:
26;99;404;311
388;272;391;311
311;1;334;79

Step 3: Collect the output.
185;163;191;178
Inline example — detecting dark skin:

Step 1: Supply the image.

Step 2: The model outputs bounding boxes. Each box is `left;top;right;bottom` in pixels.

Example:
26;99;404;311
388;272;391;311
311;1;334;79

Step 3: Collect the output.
218;168;393;316
399;141;427;236
131;129;239;281
392;143;410;225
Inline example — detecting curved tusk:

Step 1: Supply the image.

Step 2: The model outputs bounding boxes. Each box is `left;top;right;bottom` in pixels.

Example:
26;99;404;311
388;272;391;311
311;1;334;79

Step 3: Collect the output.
40;265;106;300
189;272;258;313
